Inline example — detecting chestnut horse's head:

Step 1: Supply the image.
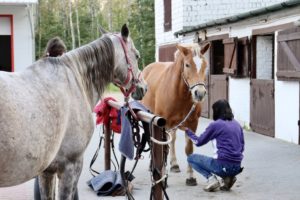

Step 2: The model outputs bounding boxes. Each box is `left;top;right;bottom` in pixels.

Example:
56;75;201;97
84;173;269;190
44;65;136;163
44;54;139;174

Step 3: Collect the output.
176;43;210;103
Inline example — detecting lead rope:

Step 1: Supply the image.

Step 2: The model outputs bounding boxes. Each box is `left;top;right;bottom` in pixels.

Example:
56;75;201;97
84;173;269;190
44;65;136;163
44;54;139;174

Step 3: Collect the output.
166;103;196;133
89;126;119;177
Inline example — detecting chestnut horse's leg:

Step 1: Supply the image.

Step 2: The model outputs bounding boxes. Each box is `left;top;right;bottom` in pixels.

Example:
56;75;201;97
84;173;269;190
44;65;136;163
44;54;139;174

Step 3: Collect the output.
184;122;198;186
38;172;56;199
185;135;197;186
58;157;83;200
169;129;181;173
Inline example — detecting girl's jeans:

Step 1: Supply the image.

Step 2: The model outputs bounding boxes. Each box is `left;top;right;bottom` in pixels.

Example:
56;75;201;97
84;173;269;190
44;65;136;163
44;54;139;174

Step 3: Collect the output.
187;154;242;179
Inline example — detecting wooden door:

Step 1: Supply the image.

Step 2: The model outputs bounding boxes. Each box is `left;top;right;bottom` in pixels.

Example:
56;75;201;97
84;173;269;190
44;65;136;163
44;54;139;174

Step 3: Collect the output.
250;35;275;137
209;74;228;119
250;79;275;137
201;78;209;118
158;44;177;62
277;27;300;80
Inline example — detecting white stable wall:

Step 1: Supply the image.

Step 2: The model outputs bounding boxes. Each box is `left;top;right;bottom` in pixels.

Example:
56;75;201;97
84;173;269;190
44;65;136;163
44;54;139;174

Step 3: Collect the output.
229;77;251;127
274;32;299;144
275;80;299;143
182;0;284;27
0;5;35;72
155;0;183;60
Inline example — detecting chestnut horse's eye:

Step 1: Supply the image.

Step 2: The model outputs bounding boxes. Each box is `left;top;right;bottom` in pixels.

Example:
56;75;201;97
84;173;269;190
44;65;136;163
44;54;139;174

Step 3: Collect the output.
185;63;190;68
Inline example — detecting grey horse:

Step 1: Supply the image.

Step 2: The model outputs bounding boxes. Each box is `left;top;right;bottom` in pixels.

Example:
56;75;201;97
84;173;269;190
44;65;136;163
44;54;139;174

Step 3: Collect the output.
0;24;146;199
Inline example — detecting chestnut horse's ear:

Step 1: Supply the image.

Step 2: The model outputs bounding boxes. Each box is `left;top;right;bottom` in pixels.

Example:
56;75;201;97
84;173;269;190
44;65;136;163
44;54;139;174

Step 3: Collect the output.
121;24;129;41
200;43;210;55
176;45;190;56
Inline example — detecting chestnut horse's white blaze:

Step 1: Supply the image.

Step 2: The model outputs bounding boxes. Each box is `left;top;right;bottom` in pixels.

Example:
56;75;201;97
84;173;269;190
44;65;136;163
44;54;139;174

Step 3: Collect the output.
141;43;210;186
0;24;146;199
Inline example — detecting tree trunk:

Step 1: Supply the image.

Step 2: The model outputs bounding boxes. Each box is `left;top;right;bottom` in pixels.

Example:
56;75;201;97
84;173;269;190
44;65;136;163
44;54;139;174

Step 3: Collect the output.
61;0;68;40
138;0;145;67
108;0;112;31
75;0;81;46
68;0;76;49
88;0;96;39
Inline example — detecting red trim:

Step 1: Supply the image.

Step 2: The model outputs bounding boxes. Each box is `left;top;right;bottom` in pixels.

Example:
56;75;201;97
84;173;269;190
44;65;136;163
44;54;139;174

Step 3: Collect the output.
0;15;14;72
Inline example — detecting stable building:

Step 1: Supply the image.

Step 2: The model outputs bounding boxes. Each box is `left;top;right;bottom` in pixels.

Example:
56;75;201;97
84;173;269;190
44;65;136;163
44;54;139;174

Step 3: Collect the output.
0;0;37;72
174;0;300;144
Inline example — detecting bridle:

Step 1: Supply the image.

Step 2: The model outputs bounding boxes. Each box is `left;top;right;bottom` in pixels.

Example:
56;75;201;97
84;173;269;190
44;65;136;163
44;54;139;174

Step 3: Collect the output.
181;63;206;91
166;58;207;132
112;34;143;119
113;34;141;98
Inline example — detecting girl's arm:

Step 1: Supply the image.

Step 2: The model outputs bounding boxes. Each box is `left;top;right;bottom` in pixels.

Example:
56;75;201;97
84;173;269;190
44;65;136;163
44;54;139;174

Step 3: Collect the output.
185;123;218;146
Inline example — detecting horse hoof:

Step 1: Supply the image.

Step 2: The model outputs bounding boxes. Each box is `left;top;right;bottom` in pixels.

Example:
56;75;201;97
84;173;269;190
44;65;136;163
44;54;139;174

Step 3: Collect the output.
186;177;197;186
170;165;181;173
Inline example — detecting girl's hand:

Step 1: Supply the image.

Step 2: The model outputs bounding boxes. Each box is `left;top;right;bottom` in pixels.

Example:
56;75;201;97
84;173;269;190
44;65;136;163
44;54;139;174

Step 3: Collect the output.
182;127;188;131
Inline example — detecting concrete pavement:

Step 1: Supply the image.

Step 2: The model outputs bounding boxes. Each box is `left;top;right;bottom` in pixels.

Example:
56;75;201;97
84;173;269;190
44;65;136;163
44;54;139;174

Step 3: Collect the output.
78;117;300;200
1;92;300;199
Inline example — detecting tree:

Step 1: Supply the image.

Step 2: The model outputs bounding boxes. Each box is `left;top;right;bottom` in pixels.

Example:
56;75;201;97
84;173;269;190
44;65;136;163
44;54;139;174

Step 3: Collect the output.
68;0;76;49
74;0;81;46
35;0;155;67
129;0;155;68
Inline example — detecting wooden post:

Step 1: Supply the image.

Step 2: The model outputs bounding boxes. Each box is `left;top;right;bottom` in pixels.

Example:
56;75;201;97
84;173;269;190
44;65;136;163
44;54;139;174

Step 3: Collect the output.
104;122;111;170
151;125;164;200
105;100;167;198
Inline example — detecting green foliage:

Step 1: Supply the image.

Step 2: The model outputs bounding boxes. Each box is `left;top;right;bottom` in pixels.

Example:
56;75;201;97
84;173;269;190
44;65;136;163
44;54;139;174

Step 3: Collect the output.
105;83;120;92
243;123;252;132
35;0;155;68
129;0;155;68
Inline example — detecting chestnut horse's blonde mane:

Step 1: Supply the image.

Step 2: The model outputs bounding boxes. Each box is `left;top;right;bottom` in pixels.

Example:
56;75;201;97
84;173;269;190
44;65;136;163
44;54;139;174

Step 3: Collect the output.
174;43;208;78
174;43;202;59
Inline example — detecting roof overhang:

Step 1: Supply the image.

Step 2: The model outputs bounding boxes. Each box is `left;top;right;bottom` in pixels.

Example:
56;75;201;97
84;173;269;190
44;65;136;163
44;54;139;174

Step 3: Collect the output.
174;0;300;37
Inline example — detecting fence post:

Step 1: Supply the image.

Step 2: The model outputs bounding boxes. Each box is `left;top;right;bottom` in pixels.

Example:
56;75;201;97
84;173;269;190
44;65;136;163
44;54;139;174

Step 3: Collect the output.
152;125;164;200
106;100;167;199
104;122;111;170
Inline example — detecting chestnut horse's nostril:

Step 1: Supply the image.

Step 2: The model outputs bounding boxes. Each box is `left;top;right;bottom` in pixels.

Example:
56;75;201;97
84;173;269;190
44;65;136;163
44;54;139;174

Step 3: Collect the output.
195;90;200;98
194;90;205;100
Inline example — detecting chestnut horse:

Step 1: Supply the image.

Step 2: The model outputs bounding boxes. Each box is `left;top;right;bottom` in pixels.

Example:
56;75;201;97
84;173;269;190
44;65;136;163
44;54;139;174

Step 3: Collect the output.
0;24;146;199
141;43;210;186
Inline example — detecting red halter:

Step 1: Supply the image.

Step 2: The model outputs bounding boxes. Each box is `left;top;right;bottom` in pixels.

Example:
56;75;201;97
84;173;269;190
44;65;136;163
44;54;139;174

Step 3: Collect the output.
113;34;139;98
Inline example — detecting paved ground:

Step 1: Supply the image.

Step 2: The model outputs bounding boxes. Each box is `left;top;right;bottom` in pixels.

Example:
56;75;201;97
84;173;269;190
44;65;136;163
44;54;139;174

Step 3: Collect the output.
1;92;300;200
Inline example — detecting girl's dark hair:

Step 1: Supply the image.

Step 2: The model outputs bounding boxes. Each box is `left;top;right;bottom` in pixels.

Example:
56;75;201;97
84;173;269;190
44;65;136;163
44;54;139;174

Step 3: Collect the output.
212;99;234;121
43;37;66;57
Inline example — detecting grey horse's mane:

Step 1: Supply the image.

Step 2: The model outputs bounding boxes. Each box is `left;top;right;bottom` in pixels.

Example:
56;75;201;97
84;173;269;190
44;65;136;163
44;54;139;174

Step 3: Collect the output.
54;35;115;100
